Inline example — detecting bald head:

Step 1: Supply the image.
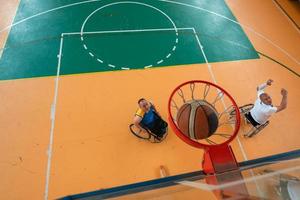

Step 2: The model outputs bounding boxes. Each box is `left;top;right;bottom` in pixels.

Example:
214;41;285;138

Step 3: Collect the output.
259;93;272;105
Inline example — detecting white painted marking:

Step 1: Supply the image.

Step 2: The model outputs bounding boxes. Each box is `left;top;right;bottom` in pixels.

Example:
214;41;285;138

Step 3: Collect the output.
0;48;3;60
172;46;176;51
166;53;172;58
50;104;55;120
97;58;103;63
80;2;178;36
271;0;300;33
157;60;164;64
193;27;265;196
83;44;87;50
1;0;298;65
108;64;116;68
144;65;153;68
192;27;248;160
0;0;103;34
80;36;83;41
121;67;130;70
80;1;180;69
159;0;299;65
64;27;192;35
44;35;64;200
89;52;94;57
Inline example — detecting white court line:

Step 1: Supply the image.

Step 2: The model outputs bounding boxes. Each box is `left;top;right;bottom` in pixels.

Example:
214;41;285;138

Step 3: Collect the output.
0;0;298;65
63;27;193;70
0;0;104;34
6;1;289;198
44;35;64;200
63;27;192;36
0;0;20;60
271;0;300;34
192;28;248;161
157;60;164;64
159;0;299;65
144;65;153;68
97;58;103;63
79;1;180;70
192;27;264;196
0;49;3;60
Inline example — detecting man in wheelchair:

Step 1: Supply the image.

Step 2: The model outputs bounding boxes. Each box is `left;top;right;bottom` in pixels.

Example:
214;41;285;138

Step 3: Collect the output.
133;98;168;139
244;79;288;137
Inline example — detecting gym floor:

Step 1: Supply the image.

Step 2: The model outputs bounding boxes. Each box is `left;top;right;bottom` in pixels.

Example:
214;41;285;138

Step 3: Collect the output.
0;0;299;199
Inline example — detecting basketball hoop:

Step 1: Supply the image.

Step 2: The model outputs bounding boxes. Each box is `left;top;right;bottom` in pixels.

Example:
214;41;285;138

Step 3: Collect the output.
168;80;241;174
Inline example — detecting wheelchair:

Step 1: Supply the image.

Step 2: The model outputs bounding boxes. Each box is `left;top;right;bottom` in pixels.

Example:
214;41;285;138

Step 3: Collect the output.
230;104;269;138
129;116;168;143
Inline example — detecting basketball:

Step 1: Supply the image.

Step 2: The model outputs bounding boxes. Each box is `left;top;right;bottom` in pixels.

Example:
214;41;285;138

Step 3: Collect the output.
176;100;219;140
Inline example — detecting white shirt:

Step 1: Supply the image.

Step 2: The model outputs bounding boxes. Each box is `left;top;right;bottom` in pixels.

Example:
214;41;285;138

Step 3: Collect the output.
250;83;277;124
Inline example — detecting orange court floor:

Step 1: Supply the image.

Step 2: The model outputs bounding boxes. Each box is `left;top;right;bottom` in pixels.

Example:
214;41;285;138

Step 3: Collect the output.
0;0;299;199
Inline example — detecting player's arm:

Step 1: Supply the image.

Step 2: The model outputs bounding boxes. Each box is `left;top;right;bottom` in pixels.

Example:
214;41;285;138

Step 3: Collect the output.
133;115;147;132
275;89;288;113
257;79;273;92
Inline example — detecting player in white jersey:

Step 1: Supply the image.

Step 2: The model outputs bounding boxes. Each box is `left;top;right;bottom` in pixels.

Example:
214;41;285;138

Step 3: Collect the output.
244;79;288;137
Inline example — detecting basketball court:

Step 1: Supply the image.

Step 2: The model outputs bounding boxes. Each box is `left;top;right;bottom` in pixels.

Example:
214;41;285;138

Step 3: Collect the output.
0;0;299;199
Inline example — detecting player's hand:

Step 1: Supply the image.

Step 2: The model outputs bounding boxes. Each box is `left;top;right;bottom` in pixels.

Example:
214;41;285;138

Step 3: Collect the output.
266;79;273;86
281;88;288;96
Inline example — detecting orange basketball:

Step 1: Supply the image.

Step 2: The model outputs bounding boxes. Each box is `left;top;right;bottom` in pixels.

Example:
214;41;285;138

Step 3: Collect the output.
176;101;219;140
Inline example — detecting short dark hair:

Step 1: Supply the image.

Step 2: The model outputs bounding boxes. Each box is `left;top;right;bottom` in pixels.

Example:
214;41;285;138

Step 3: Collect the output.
138;98;145;104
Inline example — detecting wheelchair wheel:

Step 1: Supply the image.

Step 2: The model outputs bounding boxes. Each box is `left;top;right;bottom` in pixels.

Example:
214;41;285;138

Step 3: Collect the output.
129;124;151;140
240;104;254;115
230;104;254;116
247;121;270;138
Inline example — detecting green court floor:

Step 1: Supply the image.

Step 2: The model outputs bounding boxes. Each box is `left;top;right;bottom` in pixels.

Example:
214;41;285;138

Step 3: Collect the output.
0;0;258;80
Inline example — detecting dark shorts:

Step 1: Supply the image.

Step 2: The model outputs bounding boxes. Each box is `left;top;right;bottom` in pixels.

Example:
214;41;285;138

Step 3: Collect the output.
245;112;260;127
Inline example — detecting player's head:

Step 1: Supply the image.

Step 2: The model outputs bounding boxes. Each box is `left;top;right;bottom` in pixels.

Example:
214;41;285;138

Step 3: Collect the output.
260;93;272;105
138;98;150;112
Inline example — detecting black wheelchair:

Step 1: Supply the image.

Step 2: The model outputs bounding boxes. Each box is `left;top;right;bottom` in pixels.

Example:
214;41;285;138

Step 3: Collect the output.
129;113;168;143
230;104;269;138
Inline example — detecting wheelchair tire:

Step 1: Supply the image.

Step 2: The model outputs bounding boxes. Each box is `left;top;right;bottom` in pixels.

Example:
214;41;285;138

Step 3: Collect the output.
240;104;254;115
230;104;254;116
129;124;151;140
